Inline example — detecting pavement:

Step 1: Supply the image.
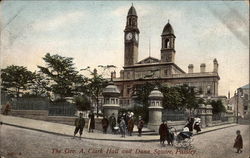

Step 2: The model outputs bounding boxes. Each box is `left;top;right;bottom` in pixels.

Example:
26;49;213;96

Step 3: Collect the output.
0;114;237;142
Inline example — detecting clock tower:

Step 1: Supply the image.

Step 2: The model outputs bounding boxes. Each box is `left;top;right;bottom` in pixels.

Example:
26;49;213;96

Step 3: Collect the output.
124;4;140;66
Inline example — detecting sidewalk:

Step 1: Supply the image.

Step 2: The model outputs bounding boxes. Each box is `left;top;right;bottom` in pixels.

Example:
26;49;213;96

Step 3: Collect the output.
0;114;237;142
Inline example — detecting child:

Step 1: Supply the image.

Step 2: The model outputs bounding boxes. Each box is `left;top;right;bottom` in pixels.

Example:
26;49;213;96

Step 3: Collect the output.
233;130;243;153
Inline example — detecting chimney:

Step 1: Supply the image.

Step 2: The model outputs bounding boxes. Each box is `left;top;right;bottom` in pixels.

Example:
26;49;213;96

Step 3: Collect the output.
113;71;116;78
213;58;218;73
200;63;206;73
188;64;194;73
228;91;230;99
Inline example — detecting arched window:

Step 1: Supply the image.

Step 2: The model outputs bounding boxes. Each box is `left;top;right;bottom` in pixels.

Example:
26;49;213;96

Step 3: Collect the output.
128;18;132;25
165;39;170;48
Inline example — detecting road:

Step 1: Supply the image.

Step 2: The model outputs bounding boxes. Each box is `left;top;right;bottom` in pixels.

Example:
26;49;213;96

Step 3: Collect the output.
0;124;249;158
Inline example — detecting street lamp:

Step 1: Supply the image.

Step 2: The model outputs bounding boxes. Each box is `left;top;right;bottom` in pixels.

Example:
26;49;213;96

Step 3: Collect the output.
235;88;243;124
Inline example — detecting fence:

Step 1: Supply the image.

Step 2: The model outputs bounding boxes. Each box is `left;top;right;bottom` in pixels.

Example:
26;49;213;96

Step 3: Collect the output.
162;109;188;121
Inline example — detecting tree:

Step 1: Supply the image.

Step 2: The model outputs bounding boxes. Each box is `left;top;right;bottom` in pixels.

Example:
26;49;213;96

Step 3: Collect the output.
28;72;50;97
210;100;226;114
81;67;109;117
1;65;36;98
133;82;155;122
160;85;183;110
37;53;84;99
178;84;199;114
74;95;91;111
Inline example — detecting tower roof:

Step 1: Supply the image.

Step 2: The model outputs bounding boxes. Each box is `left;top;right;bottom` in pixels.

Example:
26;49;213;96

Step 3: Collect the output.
162;21;174;35
127;5;137;16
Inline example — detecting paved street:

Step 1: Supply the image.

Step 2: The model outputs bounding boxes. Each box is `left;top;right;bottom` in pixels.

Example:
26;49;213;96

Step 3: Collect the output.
0;124;249;158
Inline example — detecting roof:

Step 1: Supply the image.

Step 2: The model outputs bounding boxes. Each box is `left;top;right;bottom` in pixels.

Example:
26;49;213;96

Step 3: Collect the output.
137;56;160;64
241;84;249;89
128;5;137;16
162;22;174;35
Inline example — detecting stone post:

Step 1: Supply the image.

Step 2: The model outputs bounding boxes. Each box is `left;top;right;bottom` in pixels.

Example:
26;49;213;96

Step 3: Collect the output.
102;81;120;122
147;87;163;132
197;104;206;128
206;104;213;127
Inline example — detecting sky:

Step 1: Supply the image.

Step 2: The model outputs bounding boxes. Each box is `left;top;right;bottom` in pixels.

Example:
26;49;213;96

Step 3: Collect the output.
0;1;249;97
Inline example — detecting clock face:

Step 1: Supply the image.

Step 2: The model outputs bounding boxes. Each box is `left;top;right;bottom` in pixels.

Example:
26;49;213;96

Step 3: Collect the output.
135;33;139;41
126;32;133;40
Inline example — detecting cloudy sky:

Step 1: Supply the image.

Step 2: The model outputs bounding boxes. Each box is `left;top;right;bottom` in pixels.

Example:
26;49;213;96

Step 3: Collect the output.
0;1;249;96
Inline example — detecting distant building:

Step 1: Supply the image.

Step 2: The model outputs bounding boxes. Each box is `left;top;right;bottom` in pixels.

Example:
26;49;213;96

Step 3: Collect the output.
229;84;249;118
112;5;220;109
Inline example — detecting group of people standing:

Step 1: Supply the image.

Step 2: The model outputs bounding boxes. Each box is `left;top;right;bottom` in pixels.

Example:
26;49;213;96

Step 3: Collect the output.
73;111;145;139
103;112;144;137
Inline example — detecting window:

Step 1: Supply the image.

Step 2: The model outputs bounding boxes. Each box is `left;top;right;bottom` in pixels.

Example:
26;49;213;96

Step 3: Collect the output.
165;39;170;48
244;106;248;110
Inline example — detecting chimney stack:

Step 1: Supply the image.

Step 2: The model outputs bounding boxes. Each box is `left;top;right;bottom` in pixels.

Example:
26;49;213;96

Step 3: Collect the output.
200;63;206;73
188;64;194;73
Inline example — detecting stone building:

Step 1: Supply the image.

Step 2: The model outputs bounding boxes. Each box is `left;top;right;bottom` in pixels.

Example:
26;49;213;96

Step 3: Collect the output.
112;5;220;109
229;84;250;118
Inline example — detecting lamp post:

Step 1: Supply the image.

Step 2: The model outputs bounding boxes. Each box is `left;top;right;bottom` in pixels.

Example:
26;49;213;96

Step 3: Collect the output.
235;88;243;124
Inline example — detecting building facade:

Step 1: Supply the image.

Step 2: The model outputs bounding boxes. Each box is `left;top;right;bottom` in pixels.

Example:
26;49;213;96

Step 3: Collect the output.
229;84;250;118
113;5;220;109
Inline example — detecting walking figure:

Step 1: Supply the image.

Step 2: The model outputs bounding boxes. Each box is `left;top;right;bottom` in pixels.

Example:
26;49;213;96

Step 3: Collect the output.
127;116;135;136
73;113;85;139
88;111;95;133
234;130;243;153
159;121;168;146
137;116;144;137
119;117;126;138
109;113;116;134
102;116;109;134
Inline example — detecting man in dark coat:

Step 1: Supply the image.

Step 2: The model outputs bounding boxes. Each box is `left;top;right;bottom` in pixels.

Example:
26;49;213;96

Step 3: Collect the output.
109;113;116;134
127;117;135;136
73;113;85;139
137;116;144;137
102;116;109;134
234;130;243;153
185;117;194;132
88;111;95;133
159;121;168;145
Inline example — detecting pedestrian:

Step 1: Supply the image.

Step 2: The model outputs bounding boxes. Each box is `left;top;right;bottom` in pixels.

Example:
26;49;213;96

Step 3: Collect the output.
109;113;116;134
193;117;201;134
88;111;95;133
3;102;11;115
127;116;135;136
137;116;144;137
184;117;194;132
73;113;85;139
119;117;126;138
233;130;243;153
117;112;122;124
102;116;109;134
159;121;168;146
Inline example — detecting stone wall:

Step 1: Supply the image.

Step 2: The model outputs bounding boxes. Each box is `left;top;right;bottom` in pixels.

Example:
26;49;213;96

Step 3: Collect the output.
9;110;103;131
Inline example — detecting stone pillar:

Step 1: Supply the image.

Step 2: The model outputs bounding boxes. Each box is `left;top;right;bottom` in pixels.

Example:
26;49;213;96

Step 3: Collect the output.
213;58;219;73
197;104;206;128
147;87;163;132
205;104;213;127
102;82;120;122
